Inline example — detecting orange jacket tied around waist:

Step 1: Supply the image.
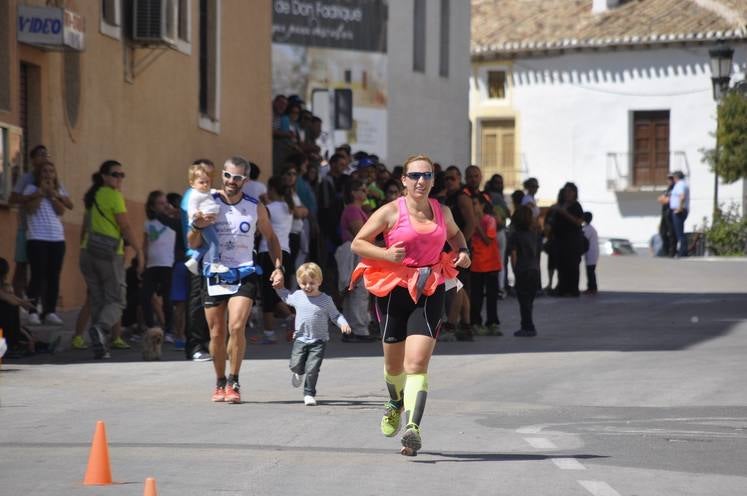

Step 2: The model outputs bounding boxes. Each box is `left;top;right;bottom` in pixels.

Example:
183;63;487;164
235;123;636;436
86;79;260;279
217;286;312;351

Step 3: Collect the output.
349;252;459;303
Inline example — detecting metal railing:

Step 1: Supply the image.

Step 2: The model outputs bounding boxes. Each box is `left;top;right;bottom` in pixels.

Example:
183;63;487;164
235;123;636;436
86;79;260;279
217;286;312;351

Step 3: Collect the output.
606;151;690;192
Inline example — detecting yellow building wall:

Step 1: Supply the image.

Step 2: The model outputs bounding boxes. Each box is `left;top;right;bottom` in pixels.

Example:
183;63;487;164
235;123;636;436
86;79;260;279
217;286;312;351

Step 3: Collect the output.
0;0;272;309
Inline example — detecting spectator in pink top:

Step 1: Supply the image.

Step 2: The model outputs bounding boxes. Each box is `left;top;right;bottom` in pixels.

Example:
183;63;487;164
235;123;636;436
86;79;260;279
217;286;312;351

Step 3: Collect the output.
337;179;375;342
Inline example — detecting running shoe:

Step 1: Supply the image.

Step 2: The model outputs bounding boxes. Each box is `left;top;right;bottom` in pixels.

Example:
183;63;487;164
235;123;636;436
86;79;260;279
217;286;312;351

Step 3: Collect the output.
43;313;64;325
88;326;107;359
261;333;277;344
400;423;422;456
380;401;403;437
304;395;317;406
225;382;241;403
27;312;41;326
514;329;537;337
71;335;88;350
111;337;131;349
191;350;212;362
291;372;303;388
174;339;185;351
211;386;226;402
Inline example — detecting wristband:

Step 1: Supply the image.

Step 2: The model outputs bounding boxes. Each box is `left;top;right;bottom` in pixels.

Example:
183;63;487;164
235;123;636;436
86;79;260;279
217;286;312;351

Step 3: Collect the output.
458;247;470;257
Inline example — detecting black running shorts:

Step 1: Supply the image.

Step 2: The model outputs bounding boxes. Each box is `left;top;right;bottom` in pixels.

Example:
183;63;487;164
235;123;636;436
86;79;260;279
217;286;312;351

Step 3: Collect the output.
202;273;259;308
375;284;445;343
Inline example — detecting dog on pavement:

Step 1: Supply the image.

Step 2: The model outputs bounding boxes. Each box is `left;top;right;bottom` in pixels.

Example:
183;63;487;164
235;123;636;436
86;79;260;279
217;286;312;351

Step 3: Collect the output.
142;327;164;361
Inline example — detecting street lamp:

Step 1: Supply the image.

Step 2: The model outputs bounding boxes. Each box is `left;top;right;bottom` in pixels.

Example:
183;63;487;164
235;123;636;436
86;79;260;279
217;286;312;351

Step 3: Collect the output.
708;41;734;217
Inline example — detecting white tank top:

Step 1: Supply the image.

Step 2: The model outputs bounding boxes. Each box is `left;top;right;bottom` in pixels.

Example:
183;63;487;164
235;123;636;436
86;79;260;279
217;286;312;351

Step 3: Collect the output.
259;200;291;253
206;193;258;269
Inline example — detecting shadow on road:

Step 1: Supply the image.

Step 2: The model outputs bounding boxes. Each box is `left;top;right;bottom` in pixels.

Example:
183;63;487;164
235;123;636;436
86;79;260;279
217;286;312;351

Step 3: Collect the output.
6;290;746;366
410;452;609;464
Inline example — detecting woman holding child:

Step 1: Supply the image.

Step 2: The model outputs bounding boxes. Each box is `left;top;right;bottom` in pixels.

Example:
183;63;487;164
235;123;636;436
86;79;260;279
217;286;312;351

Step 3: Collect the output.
350;155;471;456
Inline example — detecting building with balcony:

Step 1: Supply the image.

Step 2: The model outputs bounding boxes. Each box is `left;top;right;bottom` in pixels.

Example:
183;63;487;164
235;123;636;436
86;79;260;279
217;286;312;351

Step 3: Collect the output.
470;0;747;245
0;0;272;308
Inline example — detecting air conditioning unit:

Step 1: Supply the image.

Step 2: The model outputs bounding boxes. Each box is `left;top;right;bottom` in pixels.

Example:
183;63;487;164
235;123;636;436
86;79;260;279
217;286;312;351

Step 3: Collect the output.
132;0;175;45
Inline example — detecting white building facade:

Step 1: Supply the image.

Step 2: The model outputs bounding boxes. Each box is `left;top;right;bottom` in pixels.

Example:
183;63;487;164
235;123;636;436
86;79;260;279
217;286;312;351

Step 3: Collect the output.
470;0;747;246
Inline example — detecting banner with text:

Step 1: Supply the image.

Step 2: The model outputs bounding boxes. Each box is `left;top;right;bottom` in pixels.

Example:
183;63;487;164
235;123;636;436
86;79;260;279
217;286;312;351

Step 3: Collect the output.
272;0;387;52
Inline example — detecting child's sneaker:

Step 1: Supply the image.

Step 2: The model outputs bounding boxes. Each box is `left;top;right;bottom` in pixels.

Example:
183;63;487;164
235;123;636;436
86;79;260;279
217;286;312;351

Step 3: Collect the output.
225;382;241;403
291;372;303;388
304;395;317;406
184;258;200;276
71;335;88;350
400;423;422;456
380;401;403;437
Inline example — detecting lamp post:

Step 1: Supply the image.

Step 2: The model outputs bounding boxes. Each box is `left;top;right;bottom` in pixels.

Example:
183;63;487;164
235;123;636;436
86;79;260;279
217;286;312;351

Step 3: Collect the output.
708;41;734;218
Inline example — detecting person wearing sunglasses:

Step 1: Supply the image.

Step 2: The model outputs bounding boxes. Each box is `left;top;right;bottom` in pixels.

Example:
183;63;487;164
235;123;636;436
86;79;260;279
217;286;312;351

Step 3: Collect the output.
80;160;144;359
188;156;285;404
350;154;471;456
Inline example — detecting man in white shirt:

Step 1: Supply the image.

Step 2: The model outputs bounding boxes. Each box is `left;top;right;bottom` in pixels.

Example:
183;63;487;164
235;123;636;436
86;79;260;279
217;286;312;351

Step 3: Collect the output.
668;170;690;257
189;156;284;404
521;177;540;219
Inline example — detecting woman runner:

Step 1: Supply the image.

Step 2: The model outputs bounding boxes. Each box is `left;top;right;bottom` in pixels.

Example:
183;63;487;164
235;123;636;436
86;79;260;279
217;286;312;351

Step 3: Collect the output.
350;155;471;456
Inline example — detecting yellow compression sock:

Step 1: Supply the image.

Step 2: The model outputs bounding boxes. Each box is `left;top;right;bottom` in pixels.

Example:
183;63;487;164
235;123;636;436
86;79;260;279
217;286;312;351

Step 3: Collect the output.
403;373;428;427
385;371;406;406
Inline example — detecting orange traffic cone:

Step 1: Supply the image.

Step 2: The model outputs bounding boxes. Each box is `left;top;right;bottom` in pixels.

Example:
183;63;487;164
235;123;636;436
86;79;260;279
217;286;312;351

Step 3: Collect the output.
83;421;113;485
144;477;158;496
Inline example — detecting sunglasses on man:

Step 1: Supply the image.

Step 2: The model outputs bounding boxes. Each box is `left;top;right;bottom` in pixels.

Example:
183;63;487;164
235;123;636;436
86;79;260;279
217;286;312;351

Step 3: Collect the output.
404;172;433;181
223;170;248;182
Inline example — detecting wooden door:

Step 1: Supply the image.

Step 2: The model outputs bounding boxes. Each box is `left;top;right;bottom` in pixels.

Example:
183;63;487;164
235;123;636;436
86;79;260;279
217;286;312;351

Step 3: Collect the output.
633;111;670;186
480;120;516;188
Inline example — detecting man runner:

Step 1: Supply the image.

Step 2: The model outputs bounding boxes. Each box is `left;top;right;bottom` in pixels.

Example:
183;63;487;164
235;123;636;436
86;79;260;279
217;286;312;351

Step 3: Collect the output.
189;156;284;403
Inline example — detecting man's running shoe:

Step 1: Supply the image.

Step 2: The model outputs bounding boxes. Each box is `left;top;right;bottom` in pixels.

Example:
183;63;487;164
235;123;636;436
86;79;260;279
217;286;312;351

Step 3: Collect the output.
400;423;422;456
111;337;131;349
71;335;88;350
88;326;108;359
380;401;403;437
304;395;317;406
211;386;225;402
225;382;241;403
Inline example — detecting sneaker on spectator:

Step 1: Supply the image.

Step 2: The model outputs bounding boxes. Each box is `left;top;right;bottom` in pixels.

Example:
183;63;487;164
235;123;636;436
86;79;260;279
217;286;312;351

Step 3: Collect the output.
43;313;64;325
304;395;317;406
473;324;490;336
225;382;241;404
27;312;41;326
191;350;212;362
164;333;175;344
291;372;303;388
174;339;185;351
88;326;108;359
261;332;277;344
487;323;503;336
111;337;131;349
211;386;225;402
71;335;88;350
514;329;537;337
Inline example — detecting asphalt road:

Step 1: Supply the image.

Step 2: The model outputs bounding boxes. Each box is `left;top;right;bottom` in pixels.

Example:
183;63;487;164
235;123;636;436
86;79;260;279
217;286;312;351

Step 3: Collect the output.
1;255;746;495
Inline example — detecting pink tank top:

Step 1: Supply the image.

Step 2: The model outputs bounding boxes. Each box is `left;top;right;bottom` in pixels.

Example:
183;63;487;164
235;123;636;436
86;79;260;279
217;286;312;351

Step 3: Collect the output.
384;197;447;267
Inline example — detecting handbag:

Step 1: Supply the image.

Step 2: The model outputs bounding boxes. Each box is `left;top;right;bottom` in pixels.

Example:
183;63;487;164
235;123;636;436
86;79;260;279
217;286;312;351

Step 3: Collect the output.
85;200;122;260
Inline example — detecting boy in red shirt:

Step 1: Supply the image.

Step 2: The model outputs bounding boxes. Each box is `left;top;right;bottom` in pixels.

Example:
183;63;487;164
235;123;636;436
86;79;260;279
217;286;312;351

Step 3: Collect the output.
469;195;502;336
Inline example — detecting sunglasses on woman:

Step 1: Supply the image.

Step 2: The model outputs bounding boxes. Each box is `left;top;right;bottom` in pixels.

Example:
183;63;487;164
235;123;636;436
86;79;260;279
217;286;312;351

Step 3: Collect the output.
405;172;433;181
107;172;126;179
223;170;247;182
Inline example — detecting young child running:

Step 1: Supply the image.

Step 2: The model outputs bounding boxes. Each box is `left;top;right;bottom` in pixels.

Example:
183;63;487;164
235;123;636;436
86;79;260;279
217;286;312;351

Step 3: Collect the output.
274;262;351;406
184;163;221;275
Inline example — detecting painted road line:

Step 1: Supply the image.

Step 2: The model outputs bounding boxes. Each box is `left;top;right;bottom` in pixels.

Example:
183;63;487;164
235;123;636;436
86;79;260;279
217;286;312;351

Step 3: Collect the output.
551;457;586;470
516;424;546;434
578;480;622;496
524;437;557;449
